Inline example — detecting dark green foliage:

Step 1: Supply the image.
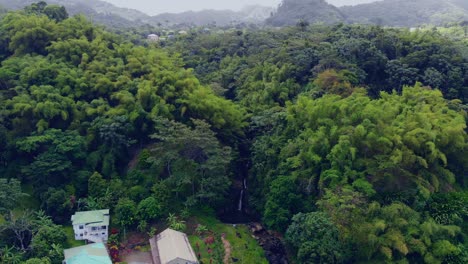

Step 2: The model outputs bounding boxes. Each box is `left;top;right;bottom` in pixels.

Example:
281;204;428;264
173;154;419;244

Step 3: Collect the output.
24;2;68;22
0;210;64;261
41;188;72;224
286;212;349;263
426;192;468;225
0;178;27;213
87;172;106;198
263;176;302;232
137;197;162;221
149;119;232;207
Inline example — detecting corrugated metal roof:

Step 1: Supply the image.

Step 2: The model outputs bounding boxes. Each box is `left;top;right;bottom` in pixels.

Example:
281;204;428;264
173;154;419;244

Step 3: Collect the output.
152;228;198;264
71;209;109;225
63;242;112;264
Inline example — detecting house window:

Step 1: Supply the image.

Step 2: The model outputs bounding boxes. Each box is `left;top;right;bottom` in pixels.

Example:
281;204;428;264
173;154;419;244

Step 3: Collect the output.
91;227;97;231
80;234;83;237
102;226;107;230
79;225;84;229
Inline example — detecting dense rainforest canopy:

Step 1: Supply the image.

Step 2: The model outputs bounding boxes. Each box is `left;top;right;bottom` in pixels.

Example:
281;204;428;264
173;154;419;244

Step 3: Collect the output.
0;2;467;264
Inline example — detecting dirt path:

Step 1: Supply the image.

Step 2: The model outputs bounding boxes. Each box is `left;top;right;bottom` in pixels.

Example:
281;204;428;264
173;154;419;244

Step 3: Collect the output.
221;235;232;264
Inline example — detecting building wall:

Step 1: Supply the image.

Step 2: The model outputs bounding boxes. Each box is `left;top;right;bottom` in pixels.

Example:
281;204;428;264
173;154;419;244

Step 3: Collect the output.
73;224;108;241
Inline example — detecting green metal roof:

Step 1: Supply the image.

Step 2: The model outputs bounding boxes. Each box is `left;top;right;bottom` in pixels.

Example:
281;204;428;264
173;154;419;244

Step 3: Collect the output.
64;242;112;264
71;209;109;225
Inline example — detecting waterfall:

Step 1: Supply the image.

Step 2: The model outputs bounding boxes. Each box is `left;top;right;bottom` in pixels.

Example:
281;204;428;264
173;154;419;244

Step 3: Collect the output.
238;189;244;211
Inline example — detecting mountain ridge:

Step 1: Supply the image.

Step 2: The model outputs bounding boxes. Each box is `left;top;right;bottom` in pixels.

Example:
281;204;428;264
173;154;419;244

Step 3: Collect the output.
0;0;273;27
341;0;468;26
1;0;467;28
267;0;345;26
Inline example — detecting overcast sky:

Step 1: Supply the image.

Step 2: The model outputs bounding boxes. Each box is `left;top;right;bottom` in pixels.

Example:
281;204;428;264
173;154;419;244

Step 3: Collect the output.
103;0;378;15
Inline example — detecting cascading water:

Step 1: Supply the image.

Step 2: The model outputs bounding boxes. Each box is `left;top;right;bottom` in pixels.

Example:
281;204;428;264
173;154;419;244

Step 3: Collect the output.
218;141;254;223
238;189;244;211
238;178;248;211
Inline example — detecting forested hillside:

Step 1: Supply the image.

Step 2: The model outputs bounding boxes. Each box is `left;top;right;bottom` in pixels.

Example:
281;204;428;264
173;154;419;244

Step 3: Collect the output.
150;6;274;27
267;0;344;26
342;0;468;26
0;2;467;264
0;0;151;28
0;4;248;263
0;0;273;28
163;22;468;263
268;0;468;27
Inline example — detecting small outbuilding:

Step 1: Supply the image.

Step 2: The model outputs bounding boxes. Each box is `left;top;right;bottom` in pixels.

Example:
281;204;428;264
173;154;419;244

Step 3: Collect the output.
150;228;199;264
63;242;112;264
147;34;160;42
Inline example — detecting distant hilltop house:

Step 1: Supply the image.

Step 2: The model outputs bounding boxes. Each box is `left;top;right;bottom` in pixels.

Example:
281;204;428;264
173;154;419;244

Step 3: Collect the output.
71;209;109;243
147;34;160;42
63;242;112;264
150;228;199;264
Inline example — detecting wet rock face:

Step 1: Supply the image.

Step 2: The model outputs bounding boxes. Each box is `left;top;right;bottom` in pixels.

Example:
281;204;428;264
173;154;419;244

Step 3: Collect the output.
248;223;289;264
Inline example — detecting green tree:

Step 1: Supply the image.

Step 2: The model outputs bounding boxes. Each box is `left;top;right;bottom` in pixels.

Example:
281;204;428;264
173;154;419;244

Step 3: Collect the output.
137;197;162;222
286;212;350;264
0;246;23;264
88;172;107;198
114;198;136;237
150;119;232;207
43;5;68;22
263;176;302;232
30;225;66;260
0;178;27;213
1;12;57;55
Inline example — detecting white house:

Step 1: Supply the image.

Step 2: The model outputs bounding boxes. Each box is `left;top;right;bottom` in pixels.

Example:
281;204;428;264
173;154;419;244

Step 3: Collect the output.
150;229;199;264
147;34;160;42
71;209;109;243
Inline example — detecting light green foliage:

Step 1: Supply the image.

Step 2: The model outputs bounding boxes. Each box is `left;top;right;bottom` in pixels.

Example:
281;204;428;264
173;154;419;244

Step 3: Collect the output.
166;213;186;232
253;85;466;262
278;85;465;196
0;6;246;229
1;12;57;55
23;257;52;264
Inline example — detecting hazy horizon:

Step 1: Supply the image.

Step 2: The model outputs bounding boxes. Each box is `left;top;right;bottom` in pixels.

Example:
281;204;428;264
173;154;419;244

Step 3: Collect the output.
103;0;378;15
